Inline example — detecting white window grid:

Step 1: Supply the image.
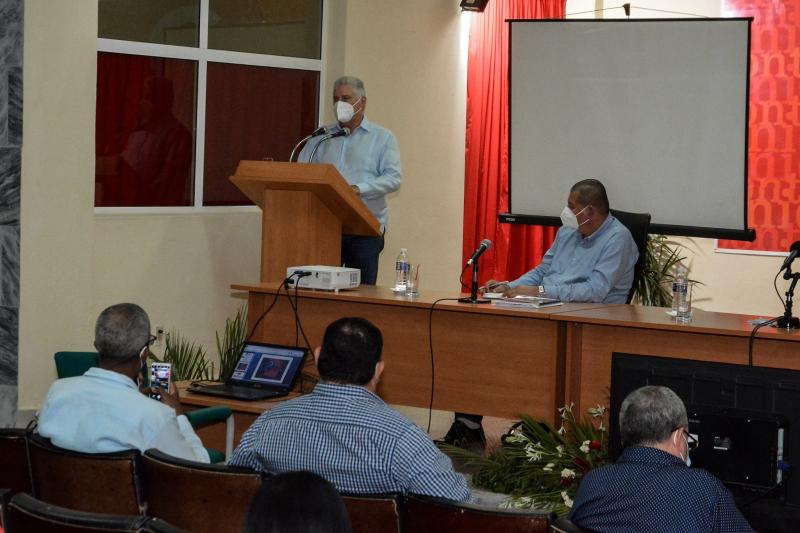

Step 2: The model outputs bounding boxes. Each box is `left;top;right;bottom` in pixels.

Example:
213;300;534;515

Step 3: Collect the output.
95;0;329;214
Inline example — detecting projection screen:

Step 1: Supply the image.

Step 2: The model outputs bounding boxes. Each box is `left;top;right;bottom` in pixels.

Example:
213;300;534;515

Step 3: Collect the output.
505;19;753;240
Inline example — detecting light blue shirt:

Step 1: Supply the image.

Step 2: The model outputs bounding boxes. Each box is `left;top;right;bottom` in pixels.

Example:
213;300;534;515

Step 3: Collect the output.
38;367;209;463
509;215;638;303
298;117;402;229
229;382;469;501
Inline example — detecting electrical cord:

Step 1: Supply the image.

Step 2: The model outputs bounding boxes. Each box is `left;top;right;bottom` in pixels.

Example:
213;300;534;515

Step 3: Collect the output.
748;270;789;366
427;298;463;434
748;317;778;367
458;264;471;292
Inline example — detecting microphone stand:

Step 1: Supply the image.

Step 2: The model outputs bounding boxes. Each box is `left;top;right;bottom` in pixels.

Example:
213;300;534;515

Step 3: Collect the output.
458;260;490;304
775;267;800;329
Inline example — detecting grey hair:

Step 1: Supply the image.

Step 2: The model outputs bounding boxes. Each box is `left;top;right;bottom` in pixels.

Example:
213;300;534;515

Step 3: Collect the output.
619;385;688;447
94;303;150;361
570;178;610;215
333;76;366;99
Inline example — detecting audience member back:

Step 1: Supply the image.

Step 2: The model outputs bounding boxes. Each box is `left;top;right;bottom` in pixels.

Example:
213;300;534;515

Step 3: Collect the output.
244;471;353;533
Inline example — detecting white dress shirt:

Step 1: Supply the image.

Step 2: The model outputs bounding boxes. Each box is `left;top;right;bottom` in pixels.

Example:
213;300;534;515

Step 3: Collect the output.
38;367;209;463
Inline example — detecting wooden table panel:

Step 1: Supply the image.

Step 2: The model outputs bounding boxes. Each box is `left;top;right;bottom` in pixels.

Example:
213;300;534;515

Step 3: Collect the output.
553;306;800;414
234;284;599;421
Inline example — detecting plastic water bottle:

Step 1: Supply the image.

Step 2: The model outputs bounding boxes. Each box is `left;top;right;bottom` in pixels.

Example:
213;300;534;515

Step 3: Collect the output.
672;265;688;318
394;248;409;292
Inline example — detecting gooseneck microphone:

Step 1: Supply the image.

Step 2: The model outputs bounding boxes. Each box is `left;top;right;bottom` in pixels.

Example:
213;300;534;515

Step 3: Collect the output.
289;126;329;162
309;128;350;163
459;237;492;304
466;239;492;265
780;241;800;273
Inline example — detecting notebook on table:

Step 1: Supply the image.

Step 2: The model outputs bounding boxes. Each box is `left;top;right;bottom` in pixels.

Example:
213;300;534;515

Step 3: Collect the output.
188;341;308;401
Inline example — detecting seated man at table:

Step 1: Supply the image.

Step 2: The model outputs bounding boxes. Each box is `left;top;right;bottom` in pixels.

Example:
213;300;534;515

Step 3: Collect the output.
228;316;470;501
443;178;639;449
570;386;753;532
38;303;209;463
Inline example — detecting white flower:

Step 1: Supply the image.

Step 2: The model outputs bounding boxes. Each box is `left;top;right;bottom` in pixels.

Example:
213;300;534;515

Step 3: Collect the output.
543;462;555;472
557;402;575;420
561;490;574;508
588;404;607;418
556;445;565;456
525;444;543;462
502;496;534;509
561;468;577;479
557;425;566;436
598;421;606;432
580;440;590;453
505;429;528;444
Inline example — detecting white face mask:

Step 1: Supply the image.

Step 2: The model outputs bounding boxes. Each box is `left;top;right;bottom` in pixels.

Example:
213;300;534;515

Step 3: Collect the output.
335;97;361;123
560;204;590;229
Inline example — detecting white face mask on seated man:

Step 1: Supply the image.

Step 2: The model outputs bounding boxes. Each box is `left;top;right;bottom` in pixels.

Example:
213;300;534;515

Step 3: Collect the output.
560;204;591;229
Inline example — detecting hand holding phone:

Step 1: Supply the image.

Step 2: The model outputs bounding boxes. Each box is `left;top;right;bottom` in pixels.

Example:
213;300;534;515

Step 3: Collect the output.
149;363;171;401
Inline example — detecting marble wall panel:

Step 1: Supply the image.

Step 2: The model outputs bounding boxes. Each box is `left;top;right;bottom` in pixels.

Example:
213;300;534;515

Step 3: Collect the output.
8;66;21;145
0;305;17;385
0;225;18;307
0;385;17;428
0;0;24;67
0;66;6;146
0;147;19;225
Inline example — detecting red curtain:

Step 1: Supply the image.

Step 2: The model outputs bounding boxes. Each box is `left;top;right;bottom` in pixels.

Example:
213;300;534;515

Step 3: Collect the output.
462;0;566;284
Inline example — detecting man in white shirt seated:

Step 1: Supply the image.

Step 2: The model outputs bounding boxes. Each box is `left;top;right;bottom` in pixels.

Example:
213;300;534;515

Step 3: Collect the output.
38;303;209;463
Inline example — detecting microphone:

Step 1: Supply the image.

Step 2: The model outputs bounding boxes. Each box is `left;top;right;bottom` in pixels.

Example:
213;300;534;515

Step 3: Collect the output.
466;239;492;265
780;241;800;272
309;128;350;162
289;126;331;162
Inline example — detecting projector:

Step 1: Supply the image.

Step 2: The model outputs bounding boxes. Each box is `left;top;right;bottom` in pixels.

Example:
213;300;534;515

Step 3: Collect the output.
286;265;361;291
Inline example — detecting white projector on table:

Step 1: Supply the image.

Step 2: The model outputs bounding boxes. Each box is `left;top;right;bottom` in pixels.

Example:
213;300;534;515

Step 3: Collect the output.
286;265;361;291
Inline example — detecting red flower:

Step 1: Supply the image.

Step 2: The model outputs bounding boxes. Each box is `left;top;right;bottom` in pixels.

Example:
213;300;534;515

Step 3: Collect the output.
560;476;574;487
573;457;589;468
589;440;602;450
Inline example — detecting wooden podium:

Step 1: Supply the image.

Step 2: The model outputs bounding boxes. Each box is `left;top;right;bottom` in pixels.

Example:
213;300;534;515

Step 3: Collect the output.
230;161;382;282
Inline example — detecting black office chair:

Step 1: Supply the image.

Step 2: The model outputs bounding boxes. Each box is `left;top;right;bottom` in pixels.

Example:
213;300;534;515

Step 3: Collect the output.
610;208;651;304
2;491;148;532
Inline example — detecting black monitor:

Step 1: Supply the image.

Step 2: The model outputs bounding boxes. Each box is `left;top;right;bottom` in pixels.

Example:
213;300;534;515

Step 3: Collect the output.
610;353;800;510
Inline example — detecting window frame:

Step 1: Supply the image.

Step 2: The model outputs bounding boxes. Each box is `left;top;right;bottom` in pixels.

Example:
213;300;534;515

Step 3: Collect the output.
95;0;329;214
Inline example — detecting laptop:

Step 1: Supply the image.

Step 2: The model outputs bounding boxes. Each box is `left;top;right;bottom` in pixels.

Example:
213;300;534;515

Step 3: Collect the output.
188;341;308;401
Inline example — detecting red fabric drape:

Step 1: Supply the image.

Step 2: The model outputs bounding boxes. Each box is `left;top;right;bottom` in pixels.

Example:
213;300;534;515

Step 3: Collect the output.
462;0;566;284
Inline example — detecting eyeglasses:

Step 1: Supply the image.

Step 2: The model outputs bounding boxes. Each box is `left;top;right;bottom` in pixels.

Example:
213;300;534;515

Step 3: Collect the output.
139;334;157;355
679;429;699;451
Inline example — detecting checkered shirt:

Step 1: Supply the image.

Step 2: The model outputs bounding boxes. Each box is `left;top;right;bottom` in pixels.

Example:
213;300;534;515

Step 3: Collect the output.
229;382;469;501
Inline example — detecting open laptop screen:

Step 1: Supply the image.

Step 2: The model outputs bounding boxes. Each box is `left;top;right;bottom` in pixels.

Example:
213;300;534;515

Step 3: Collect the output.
229;342;306;389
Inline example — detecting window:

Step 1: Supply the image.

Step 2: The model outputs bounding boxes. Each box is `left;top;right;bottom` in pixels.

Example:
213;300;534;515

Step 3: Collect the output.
95;0;323;209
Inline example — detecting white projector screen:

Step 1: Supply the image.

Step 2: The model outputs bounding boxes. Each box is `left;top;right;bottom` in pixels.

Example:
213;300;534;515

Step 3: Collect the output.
507;19;753;240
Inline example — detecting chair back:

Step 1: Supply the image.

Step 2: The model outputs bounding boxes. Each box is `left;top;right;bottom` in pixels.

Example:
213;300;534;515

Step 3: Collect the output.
551;516;588;533
28;433;145;515
54;351;99;379
404;494;555;533
341;493;402;533
610;209;652;304
142;449;262;533
3;491;147;532
0;429;32;494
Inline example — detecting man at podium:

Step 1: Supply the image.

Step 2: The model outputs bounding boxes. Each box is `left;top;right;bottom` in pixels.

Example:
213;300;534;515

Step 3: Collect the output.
298;76;402;285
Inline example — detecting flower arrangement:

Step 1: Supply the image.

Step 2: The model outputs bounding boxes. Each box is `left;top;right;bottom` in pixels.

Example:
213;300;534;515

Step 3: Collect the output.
442;404;609;516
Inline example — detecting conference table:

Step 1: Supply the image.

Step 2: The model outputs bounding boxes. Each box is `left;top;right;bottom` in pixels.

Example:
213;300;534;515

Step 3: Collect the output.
179;282;800;448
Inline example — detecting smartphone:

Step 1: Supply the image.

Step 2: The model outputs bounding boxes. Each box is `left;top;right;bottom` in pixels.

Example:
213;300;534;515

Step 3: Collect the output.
149;362;171;401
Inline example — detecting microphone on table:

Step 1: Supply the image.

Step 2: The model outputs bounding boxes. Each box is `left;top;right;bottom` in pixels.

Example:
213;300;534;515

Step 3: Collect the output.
309;128;350;163
466;239;492;265
780;241;800;275
289;126;330;162
459;238;493;304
